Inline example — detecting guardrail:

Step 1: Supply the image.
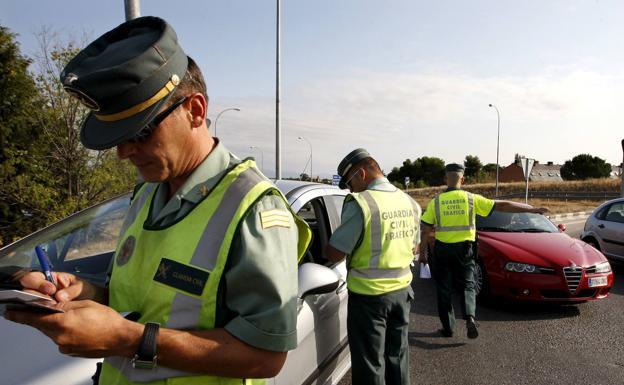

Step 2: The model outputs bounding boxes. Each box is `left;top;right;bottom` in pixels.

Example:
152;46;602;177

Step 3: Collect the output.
496;191;620;200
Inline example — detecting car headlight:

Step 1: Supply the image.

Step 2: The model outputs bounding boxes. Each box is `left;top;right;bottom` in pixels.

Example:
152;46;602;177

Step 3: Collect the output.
594;261;611;273
504;262;542;273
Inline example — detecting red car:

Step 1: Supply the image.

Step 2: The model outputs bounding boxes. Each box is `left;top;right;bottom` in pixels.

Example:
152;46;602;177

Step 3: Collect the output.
475;211;613;302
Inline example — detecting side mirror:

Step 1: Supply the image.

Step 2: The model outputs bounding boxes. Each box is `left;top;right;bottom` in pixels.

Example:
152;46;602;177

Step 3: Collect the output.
298;263;340;299
558;223;566;232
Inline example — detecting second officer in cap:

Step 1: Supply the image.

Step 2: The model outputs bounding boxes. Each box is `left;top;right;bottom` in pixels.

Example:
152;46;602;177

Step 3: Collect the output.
325;149;421;385
420;163;548;339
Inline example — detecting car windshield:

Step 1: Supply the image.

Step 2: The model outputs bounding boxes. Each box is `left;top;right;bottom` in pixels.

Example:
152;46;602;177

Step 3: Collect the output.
0;194;130;285
476;211;558;233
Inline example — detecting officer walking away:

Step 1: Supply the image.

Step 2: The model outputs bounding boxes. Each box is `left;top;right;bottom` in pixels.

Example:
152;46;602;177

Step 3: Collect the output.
325;149;421;385
419;163;548;339
4;16;311;384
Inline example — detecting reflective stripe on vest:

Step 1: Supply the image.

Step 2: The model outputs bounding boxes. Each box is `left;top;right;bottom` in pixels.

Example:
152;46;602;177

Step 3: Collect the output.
434;191;475;232
346;189;418;295
101;160;298;385
349;265;412;280
119;183;157;236
360;191;382;268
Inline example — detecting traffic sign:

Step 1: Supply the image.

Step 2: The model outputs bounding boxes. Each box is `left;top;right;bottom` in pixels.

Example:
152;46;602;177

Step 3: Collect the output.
520;158;534;180
332;174;341;186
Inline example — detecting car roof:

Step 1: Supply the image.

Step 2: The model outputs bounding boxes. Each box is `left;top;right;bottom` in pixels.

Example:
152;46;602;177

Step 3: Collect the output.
0;179;345;253
274;180;344;201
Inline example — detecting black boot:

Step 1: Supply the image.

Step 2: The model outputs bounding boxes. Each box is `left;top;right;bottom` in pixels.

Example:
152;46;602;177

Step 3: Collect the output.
466;316;479;339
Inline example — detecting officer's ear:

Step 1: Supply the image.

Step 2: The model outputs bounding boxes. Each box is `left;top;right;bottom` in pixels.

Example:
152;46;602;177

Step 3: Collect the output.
187;93;207;128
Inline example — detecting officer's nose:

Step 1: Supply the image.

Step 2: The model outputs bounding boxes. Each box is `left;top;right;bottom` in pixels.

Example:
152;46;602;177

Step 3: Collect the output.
117;142;138;159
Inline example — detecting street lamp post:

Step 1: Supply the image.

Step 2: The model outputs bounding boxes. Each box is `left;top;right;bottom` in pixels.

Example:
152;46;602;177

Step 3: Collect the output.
489;104;501;197
214;107;240;137
620;139;624;197
298;136;313;181
249;146;264;173
124;0;140;20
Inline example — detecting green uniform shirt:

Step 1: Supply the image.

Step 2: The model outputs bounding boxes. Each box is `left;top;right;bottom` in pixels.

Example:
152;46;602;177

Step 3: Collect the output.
330;178;420;254
142;141;299;351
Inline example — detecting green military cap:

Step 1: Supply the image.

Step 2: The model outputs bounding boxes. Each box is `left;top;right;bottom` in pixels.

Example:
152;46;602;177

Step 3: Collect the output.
60;16;188;150
337;148;371;189
445;163;465;173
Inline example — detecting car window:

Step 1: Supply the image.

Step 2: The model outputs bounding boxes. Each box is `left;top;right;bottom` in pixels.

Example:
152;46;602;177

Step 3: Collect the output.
604;202;624;224
0;195;130;284
477;211;558;233
324;195;346;231
595;204;610;220
297;197;334;267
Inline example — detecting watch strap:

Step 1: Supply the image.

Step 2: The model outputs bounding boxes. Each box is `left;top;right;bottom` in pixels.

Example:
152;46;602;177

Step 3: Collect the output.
132;322;160;369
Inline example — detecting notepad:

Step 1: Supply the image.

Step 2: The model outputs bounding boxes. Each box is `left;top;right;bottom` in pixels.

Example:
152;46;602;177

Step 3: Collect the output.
0;289;64;313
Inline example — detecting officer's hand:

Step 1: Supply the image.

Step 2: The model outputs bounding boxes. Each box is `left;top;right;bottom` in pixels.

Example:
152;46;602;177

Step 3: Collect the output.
19;271;95;302
417;252;428;264
532;207;549;215
4;300;140;358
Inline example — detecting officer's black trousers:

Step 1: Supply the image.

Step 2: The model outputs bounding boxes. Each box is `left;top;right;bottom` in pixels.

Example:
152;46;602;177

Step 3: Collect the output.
347;286;413;385
430;240;476;333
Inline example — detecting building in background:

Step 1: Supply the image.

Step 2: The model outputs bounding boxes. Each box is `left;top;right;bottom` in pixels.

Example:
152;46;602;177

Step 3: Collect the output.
499;161;563;183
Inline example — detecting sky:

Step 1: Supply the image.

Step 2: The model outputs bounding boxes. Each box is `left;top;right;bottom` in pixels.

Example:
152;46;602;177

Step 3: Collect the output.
2;0;624;178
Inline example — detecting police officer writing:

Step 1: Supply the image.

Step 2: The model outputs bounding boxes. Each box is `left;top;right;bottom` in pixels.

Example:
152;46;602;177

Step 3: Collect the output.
419;163;548;339
325;149;421;385
4;17;311;384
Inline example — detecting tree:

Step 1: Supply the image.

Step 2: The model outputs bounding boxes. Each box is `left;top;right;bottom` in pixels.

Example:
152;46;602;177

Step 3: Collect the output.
560;154;611;180
0;26;44;245
387;156;445;187
0;28;136;245
463;155;483;178
483;163;498;175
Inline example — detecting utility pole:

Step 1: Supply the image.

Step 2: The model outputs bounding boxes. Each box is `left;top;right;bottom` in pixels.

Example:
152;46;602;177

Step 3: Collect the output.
124;0;140;20
275;0;282;180
621;139;624;197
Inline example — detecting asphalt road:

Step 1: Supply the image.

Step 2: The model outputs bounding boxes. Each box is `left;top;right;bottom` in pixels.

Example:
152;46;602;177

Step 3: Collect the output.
338;217;624;385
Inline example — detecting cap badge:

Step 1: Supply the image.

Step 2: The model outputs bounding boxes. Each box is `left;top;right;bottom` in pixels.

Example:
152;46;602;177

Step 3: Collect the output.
63;83;101;111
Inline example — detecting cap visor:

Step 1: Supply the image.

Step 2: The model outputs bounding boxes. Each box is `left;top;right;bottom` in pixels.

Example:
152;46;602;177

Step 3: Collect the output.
80;93;174;150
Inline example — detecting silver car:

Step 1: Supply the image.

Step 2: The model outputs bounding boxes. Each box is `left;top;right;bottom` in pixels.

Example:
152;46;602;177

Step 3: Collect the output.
581;197;624;262
0;180;350;385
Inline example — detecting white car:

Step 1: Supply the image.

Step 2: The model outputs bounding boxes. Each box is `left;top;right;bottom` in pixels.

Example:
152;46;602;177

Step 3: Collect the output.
0;180;350;385
581;197;624;262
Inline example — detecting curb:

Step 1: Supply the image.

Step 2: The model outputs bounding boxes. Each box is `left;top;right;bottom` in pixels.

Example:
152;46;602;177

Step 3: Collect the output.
548;211;590;221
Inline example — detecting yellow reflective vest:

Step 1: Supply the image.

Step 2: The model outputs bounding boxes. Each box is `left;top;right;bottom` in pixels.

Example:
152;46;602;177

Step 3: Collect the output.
346;189;421;295
100;160;311;385
422;189;494;243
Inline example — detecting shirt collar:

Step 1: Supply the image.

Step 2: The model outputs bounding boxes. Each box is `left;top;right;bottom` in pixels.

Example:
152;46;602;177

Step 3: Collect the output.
151;140;240;224
177;140;239;204
445;187;461;192
366;177;395;191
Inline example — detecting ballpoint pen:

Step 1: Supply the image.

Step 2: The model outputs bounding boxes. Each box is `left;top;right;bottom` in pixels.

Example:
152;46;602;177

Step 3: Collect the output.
35;245;56;285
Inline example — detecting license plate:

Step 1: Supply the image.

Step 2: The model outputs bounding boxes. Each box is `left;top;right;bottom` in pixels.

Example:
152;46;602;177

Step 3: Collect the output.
588;276;608;287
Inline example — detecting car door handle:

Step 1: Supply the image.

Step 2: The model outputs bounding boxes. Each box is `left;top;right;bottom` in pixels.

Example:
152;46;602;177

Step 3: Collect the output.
598;224;605;229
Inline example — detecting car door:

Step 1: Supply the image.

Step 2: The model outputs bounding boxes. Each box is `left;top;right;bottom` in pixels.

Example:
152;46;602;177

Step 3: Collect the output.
0;194;130;385
274;188;349;385
598;201;624;260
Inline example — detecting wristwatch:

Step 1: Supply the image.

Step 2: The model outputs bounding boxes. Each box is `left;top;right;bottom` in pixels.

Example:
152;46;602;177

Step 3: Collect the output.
132;322;160;369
